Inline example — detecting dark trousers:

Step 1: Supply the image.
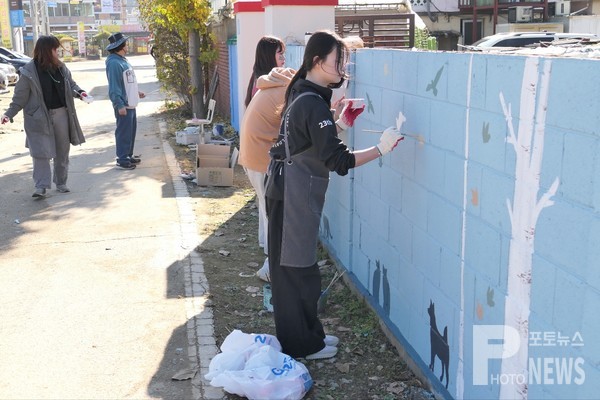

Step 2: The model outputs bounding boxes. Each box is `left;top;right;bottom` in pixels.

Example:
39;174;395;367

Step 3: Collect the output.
114;108;137;164
267;196;326;358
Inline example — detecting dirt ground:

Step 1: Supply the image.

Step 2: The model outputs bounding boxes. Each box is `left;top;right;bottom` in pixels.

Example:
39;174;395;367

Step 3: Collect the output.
162;109;436;400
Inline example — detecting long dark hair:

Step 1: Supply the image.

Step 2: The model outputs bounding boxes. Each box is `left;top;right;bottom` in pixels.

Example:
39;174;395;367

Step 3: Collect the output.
282;30;348;112
244;35;285;107
34;35;62;70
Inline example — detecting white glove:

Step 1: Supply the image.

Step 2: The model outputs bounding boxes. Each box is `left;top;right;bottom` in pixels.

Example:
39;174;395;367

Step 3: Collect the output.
376;127;404;156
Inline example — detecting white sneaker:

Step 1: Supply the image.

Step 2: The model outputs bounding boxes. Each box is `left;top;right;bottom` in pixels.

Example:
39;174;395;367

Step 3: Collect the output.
305;345;338;360
324;335;339;347
256;258;270;282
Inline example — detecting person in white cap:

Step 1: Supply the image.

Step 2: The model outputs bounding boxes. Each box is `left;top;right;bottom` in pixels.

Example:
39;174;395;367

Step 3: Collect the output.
105;32;145;170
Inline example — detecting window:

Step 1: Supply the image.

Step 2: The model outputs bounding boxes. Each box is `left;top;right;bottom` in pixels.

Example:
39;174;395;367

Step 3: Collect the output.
57;3;69;17
461;19;484;45
82;3;93;17
70;4;81;16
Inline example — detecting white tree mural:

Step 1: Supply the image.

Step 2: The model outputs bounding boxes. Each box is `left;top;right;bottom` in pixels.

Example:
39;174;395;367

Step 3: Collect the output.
499;57;560;399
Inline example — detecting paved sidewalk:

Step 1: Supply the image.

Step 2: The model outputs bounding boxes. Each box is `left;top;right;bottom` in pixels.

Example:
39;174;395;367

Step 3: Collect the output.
160;121;223;399
0;56;223;399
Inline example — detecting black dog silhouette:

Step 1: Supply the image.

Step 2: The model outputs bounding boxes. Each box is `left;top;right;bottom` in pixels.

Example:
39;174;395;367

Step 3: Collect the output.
428;300;449;388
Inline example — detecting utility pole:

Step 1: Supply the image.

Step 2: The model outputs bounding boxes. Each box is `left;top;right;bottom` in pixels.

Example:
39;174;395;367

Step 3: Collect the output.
30;0;50;43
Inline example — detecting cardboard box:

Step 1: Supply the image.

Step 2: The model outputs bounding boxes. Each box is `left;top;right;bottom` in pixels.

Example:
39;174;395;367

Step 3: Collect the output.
175;127;200;145
196;143;239;187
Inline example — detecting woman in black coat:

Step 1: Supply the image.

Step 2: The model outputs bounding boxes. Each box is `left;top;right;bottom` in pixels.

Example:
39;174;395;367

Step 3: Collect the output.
265;30;404;360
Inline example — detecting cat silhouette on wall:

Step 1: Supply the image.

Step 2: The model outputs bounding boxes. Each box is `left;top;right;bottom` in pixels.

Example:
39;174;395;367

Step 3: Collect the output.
372;260;380;304
382;264;390;317
427;300;449;389
371;260;391;317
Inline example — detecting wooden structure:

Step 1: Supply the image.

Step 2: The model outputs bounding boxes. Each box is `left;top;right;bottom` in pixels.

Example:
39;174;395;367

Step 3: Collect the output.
335;14;416;48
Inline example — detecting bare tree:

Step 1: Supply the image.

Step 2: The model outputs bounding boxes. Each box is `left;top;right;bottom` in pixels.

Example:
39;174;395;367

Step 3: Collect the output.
499;57;559;399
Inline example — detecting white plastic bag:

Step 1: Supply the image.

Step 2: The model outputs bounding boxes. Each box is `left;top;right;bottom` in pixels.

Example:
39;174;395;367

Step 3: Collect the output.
220;329;281;352
206;330;313;400
205;330;279;381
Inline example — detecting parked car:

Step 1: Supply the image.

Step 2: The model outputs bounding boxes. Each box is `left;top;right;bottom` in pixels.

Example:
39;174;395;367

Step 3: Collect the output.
0;47;31;61
0;63;19;85
0;69;7;92
0;53;28;74
469;32;599;48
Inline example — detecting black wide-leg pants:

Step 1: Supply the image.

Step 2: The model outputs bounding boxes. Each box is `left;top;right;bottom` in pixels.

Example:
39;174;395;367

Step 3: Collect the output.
266;195;326;358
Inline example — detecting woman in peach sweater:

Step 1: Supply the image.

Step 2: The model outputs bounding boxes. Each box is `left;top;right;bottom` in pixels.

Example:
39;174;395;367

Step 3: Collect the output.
239;66;296;282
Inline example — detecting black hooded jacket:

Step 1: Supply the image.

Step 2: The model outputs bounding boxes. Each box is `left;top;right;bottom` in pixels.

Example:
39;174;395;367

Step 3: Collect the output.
269;79;356;176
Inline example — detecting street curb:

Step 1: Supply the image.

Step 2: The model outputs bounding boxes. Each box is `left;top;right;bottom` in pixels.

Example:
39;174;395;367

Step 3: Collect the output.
160;121;224;400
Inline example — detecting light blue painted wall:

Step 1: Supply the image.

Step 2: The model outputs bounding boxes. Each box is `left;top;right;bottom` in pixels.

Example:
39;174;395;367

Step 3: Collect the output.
321;48;600;399
228;44;239;131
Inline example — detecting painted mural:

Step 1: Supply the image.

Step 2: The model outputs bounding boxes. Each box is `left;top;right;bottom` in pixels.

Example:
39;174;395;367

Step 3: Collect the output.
499;57;559;399
320;48;599;400
428;300;450;389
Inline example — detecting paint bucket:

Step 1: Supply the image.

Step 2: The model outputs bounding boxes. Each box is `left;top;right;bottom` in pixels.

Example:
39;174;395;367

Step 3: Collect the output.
263;284;273;312
343;98;365;109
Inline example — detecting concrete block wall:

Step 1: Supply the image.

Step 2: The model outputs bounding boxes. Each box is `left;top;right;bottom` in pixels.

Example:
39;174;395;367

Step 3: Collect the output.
321;48;600;399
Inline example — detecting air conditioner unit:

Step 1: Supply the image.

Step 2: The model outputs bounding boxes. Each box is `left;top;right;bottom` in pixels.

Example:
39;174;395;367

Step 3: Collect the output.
508;6;533;23
554;0;571;16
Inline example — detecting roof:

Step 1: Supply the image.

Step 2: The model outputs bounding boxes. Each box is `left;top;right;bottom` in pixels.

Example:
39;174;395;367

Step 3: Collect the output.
337;0;407;4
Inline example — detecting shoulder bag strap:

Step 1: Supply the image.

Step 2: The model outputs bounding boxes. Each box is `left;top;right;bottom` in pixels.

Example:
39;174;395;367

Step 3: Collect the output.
282;92;321;164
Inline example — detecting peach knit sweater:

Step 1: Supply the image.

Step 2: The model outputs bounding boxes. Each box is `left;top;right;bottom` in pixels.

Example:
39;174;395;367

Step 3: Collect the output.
239;67;296;173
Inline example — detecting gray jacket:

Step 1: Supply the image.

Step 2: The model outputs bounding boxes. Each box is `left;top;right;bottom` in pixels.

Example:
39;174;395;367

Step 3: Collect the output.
4;61;85;158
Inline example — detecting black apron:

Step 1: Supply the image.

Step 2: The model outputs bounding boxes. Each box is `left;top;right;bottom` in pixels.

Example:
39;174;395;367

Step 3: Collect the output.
265;92;328;267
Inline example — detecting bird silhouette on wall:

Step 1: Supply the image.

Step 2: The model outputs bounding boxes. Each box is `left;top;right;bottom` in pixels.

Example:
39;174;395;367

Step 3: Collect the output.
383;265;390;316
366;92;375;114
487;286;495;307
372;260;381;305
428;300;450;389
426;66;444;97
482;122;491;143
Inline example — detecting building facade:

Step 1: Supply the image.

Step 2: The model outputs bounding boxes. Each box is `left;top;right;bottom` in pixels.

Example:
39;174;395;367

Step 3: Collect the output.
3;0;148;56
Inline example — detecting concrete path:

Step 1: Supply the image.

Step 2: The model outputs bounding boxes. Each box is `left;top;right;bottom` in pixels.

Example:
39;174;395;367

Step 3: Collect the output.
0;55;222;399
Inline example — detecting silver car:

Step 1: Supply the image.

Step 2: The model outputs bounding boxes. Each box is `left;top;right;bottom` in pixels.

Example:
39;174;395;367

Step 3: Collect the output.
0;63;18;86
470;32;598;48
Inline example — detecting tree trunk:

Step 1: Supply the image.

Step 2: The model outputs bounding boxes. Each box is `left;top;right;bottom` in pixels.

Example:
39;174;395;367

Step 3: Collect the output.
499;58;558;400
189;30;205;118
